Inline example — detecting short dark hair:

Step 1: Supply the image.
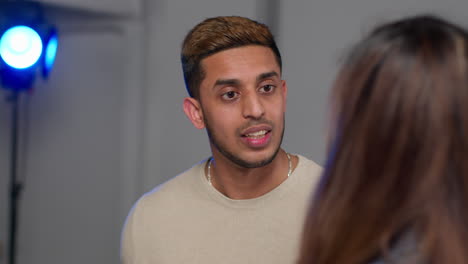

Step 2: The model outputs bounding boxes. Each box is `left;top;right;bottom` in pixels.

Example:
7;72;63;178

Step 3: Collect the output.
181;16;282;99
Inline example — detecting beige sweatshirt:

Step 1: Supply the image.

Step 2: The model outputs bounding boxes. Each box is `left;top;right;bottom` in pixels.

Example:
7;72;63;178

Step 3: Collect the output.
121;155;322;264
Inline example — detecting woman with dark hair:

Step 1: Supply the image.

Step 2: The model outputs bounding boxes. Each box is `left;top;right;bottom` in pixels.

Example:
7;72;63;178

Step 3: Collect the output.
298;15;468;264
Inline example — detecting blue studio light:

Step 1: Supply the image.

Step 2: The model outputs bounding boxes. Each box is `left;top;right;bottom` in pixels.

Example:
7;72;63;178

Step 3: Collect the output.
0;2;59;91
0;25;43;70
42;30;58;77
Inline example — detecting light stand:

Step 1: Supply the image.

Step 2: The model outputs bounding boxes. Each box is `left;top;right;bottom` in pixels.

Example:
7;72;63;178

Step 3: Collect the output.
0;2;58;264
7;89;21;264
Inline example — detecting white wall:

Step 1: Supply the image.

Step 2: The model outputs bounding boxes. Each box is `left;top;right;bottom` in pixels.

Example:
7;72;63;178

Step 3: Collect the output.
37;0;141;16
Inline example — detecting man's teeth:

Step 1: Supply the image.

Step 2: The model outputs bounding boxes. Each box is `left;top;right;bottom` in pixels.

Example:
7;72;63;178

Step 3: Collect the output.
246;130;267;138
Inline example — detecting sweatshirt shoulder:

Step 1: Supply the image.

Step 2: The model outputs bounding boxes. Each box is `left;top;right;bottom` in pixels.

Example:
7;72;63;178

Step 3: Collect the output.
296;154;322;174
139;160;206;208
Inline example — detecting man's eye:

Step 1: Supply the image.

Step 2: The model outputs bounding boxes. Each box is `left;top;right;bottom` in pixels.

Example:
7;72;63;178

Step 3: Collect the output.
221;91;238;100
259;85;275;93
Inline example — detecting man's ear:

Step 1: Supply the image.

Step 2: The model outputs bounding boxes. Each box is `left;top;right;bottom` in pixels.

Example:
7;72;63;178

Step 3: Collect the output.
281;79;288;110
183;97;205;129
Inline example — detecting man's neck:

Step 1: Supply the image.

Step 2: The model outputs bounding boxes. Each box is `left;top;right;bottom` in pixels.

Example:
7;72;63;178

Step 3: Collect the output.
206;149;297;199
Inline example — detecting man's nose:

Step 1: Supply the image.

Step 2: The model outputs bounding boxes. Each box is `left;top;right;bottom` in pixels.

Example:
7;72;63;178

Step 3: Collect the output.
242;92;265;119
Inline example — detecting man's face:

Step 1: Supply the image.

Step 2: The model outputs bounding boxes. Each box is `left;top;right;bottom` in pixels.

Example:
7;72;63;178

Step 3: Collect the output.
197;45;287;168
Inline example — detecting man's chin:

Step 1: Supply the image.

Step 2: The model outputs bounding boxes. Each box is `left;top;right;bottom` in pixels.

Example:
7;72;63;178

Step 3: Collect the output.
238;157;274;168
224;148;281;168
207;127;283;169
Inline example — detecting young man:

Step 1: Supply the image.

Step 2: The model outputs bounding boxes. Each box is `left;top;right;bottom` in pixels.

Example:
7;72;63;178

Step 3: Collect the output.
121;16;322;264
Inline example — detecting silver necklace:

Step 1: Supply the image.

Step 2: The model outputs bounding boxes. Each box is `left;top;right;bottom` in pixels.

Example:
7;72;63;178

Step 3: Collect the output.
206;152;292;186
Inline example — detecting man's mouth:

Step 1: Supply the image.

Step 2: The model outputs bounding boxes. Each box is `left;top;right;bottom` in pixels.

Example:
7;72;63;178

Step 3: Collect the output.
243;129;269;139
240;125;272;148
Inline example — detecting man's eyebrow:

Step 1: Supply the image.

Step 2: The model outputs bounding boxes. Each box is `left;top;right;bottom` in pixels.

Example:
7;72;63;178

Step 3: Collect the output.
213;71;279;89
213;79;241;88
257;71;279;82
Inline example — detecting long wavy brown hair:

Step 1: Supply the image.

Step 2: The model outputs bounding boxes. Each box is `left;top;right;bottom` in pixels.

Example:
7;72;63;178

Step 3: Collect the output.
298;15;468;264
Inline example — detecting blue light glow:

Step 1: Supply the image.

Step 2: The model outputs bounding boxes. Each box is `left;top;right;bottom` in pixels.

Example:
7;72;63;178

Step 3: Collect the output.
0;26;43;69
44;34;58;73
